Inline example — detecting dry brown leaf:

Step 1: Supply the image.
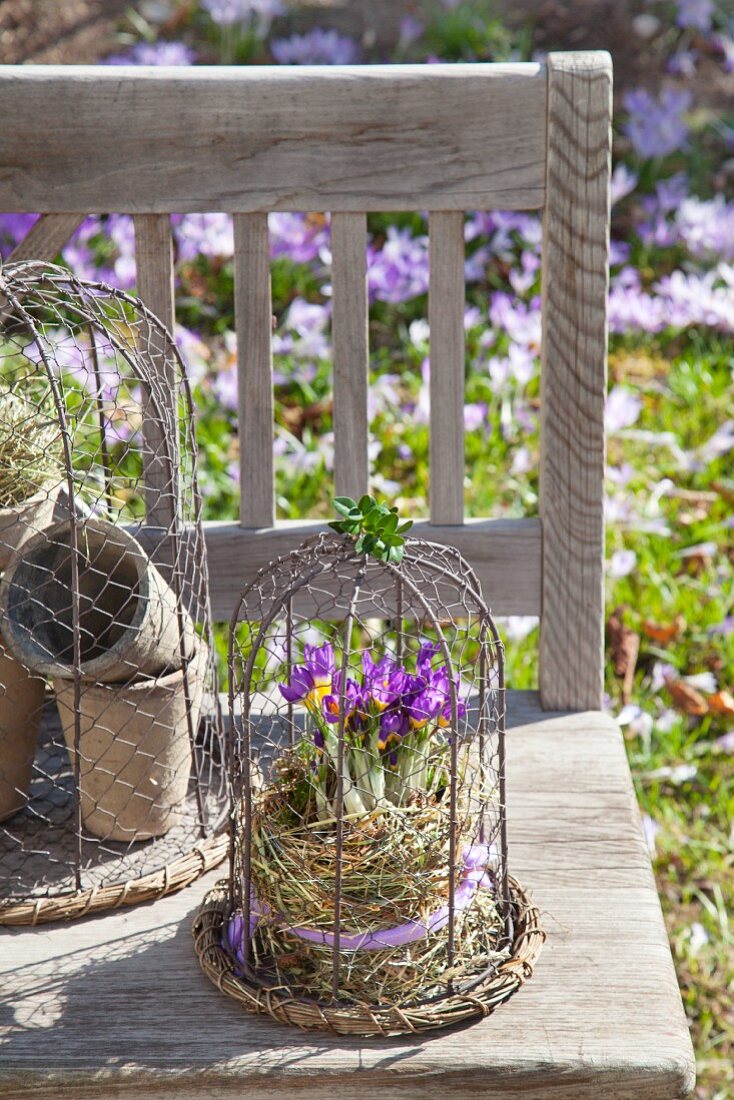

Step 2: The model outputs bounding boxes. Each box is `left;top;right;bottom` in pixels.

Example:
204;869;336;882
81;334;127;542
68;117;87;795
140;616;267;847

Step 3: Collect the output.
280;398;332;439
607;606;640;704
712;479;734;504
642;615;687;645
707;689;734;718
665;678;709;717
608;351;668;383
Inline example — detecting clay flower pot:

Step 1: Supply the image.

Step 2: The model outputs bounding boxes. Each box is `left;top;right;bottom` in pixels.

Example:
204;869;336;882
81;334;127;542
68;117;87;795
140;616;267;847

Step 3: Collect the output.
0;484;64;572
0;517;196;682
0;641;46;822
54;639;209;842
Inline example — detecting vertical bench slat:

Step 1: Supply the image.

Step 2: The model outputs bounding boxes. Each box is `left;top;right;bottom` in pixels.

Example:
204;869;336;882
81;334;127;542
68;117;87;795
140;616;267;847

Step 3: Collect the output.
6;214;85;265
134;213;177;528
331;212;369;501
234;213;275;529
429;211;466;525
539;52;612;711
1;215;87;325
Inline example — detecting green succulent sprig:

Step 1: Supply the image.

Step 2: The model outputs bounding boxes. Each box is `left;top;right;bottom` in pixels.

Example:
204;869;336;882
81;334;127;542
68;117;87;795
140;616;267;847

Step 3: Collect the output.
329;495;413;564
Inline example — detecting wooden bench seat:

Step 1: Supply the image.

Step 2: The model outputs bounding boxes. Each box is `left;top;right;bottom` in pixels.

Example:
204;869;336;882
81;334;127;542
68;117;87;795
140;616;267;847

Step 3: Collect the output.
0;691;694;1099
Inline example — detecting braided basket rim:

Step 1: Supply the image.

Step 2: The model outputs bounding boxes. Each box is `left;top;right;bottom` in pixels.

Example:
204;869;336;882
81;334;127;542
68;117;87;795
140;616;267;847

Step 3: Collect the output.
0;832;229;926
192;875;544;1037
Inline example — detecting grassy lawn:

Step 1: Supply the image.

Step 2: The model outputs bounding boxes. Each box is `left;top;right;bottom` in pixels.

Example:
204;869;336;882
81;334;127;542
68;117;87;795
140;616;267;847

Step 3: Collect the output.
1;1;732;1093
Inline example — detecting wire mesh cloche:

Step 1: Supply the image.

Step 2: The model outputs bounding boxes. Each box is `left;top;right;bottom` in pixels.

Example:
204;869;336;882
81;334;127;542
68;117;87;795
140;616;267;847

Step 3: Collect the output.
194;517;543;1036
0;261;228;924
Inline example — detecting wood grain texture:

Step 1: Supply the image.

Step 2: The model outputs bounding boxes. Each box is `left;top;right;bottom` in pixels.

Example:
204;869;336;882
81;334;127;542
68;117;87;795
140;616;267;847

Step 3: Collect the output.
5;213;84;264
0;693;694;1099
134;214;178;528
539;52;612;712
195;517;542;619
234;214;274;528
0;65;547;213
331;212;369;501
429;211;466;525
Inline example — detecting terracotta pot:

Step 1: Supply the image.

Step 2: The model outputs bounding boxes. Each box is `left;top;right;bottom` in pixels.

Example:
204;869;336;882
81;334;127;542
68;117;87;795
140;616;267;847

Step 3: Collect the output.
54;639;209;842
0;517;197;682
0;642;46;822
0;484;64;572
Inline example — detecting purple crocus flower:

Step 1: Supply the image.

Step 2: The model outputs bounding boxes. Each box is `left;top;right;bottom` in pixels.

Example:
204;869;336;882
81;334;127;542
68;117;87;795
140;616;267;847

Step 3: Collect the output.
271;29;361;65
104;41;196;65
378;708;409;751
713;32;734;72
0;213;40;257
406;684;445;729
321;675;364;725
269;212;329;264
362;651;408;710
366;226;429;304
605;386;642;433
398;14;425;48
623;87;692;160
278;642;335;705
416;641;441;676
304;643;335;682
675;0;714;31
279;665;317;704
202;0;283;29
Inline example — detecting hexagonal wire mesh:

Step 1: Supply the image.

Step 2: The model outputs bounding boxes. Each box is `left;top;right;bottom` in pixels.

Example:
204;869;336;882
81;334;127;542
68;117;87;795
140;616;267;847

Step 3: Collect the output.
0;261;228;924
223;530;512;1018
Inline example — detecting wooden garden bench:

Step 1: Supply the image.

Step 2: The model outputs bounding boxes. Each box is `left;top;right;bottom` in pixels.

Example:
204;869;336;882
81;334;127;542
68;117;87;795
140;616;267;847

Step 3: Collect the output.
0;56;695;1097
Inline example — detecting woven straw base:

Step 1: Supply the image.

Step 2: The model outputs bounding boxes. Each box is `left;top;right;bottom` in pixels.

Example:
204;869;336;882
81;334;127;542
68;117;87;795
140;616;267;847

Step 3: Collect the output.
192;876;544;1037
0;833;229;926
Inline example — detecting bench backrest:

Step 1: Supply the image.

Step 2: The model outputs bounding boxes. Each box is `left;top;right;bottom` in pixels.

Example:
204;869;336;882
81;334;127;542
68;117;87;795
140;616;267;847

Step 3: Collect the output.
0;55;612;711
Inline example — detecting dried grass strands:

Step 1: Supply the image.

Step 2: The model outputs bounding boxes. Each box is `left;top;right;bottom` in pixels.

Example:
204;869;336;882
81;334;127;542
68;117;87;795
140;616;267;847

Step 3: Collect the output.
0;388;62;507
193;876;544;1037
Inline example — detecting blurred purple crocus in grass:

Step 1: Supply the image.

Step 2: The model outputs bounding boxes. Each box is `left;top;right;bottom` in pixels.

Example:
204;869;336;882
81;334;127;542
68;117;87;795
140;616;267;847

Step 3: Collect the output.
712;32;734;72
104;41;196;65
271;28;361;65
367;226;429;303
0;213;39;257
667;49;698;77
174;213;234;261
202;0;283;31
605;385;642;433
674;0;714;32
398;14;425;49
269;212;329;264
608;549;637;578
623;87;692;160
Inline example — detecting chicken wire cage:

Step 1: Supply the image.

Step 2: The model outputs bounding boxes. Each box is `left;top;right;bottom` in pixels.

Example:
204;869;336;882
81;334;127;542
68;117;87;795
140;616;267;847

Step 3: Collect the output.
0;261;228;925
193;530;543;1037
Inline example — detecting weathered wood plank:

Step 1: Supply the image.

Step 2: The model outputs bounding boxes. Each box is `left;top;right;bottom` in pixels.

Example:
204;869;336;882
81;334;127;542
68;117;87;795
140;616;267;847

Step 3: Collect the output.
429;211;466;525
0;215;86;324
234;214;274;528
133;214;178;528
539;52;612;712
0;65;547;213
194;518;541;619
0;693;695;1099
331;212;369;501
5;213;85;264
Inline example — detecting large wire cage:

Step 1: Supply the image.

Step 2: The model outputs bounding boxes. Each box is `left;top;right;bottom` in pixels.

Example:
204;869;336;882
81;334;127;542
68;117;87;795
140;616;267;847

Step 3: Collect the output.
0;261;228;924
194;530;543;1036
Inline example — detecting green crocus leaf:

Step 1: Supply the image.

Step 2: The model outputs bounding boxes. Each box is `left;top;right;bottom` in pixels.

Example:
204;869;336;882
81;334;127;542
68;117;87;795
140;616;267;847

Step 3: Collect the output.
330;495;411;565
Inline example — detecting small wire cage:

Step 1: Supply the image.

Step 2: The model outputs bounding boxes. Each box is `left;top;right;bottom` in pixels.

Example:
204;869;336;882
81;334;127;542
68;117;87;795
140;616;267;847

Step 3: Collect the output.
194;530;543;1036
0;261;228;925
